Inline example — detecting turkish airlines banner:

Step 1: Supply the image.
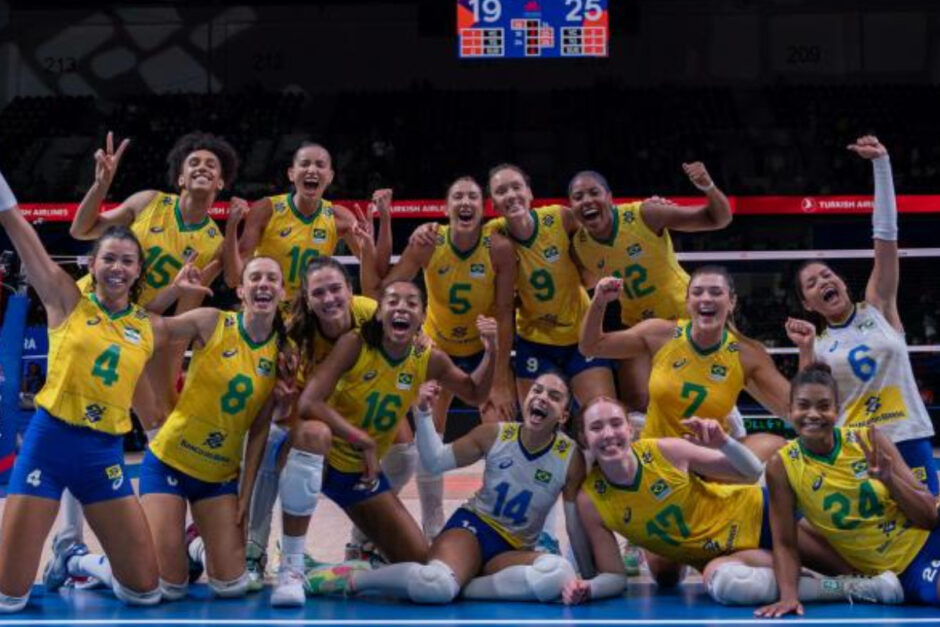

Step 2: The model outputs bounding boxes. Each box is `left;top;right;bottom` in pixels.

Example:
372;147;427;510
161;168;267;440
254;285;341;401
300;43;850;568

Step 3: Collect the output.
15;195;940;222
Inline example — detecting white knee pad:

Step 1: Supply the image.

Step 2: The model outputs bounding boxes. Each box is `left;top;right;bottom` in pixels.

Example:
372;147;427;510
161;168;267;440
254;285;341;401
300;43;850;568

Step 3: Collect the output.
159;578;189;602
382;443;418;493
0;590;29;613
406;560;460;604
707;563;778;605
279;449;324;516
525;554;576;602
112;579;162;606
209;571;250;598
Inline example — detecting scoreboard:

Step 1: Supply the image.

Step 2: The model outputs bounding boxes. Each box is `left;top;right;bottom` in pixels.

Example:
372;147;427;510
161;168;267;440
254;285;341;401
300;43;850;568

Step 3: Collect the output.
457;0;609;59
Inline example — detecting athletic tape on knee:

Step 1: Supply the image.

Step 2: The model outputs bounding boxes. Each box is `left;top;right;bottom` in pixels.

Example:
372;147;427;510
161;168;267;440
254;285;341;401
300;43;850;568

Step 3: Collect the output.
382;442;417;493
707;563;778;605
159;578;189;601
112;579;162;606
0;591;29;613
525;554;576;602
209;571;250;598
406;560;460;604
278;449;324;516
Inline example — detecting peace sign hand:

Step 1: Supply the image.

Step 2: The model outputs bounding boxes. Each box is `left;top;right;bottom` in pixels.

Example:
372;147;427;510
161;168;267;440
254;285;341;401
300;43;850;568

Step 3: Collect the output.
94;131;130;188
859;427;893;484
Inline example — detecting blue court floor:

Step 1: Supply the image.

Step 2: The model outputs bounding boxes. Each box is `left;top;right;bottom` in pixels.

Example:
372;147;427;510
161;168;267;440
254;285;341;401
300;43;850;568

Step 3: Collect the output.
2;583;939;627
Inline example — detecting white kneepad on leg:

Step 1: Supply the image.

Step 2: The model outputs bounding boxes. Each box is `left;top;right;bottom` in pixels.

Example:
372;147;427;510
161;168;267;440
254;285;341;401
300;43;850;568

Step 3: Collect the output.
112;579;162;606
525;554;576;602
159;579;189;601
279;449;324;516
0;591;29;613
406;560;460;604
707;563;778;606
209;571;250;598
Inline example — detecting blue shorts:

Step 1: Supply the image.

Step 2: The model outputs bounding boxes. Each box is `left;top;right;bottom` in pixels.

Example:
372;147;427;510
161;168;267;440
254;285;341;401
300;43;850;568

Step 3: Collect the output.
138;450;238;503
513;336;612;380
7;408;134;505
321;464;391;510
450;350;484;374
899;527;940;605
896;437;939;496
442;507;515;565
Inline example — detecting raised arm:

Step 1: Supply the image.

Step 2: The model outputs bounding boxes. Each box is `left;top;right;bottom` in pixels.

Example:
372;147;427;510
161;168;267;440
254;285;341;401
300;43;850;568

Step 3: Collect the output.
579;277;671;359
70;132;156;240
371;188;393;277
373;233;433;296
862;427;939;529
427;316;497;405
224;197;271;288
784;317;817;372
0;170;80;326
741;339;791;419
848;136;902;331
640;162;732;235
658;418;764;484
413;380;500;473
755;454;804;618
152;307;219;351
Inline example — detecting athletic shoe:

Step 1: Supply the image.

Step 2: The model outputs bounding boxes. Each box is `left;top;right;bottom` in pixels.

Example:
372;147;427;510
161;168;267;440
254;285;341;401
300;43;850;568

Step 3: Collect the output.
43;541;88;592
535;531;561;555
842;571;904;604
246;540;268;593
274;539;323;572
621;542;643;577
305;561;370;596
185;523;204;583
343;541;387;568
271;563;306;607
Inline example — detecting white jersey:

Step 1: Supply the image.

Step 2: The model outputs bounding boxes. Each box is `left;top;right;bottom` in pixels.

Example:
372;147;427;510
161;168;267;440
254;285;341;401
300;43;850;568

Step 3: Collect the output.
464;422;577;549
813;302;934;442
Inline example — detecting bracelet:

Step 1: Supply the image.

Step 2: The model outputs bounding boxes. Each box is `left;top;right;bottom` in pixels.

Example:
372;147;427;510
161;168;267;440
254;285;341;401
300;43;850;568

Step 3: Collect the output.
693;180;716;192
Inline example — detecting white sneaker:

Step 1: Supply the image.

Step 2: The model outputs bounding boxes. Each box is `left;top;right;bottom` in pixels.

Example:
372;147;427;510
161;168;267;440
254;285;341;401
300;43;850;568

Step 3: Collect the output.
843;571;904;604
270;564;306;607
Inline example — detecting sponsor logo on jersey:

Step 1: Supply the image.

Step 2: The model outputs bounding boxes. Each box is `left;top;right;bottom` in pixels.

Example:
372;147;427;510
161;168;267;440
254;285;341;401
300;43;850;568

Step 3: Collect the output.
87;316;101;326
703;538;722;553
851;459;869;478
257;357;274;377
593;478;607;495
912;466;928;482
596;259;605;270
727;342;740;353
828;341;839;353
864;395;882;415
26;469;42;487
167;475;179;487
482;235;492;248
312;228;328;243
204;431;227;450
858;319;876;332
274;201;287;213
534;469;553;484
437;265;451;275
672;358;688;370
501;424;519;441
396;373;414;390
84;404;106;423
149;226;165;234
470;263;486;278
279;227;293;238
452;326;468;339
222;348;238;358
623;210;635;224
106;464;124;490
812;475;823;491
162;196;174;206
880;520;897;535
543;245;560;263
709;364;728;382
225;315;237;327
674;325;683;338
497;458;514;470
134;310;148;320
182;246;195;259
845;430;859;444
649;479;671;501
788;446;801;460
622;507;632;524
123;326;142;345
641;449;654;465
555;439;570;455
642;309;655;320
627;243;643;259
363;370;378;382
541;214;555;227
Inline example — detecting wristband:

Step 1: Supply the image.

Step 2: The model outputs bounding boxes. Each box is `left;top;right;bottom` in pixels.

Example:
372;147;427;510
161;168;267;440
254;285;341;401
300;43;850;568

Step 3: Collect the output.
0;170;17;212
692;180;716;192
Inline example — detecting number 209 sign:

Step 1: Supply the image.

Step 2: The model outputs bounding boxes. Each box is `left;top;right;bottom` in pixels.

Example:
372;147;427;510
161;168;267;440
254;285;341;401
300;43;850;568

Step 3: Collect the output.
457;0;609;59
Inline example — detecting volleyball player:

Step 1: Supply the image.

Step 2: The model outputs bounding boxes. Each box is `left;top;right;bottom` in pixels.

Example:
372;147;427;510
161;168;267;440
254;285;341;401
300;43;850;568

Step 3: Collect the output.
305;372;585;604
756;364;937;617
362;175;516;540
786;136;937;494
270;281;497;606
222;142;392;300
568;162;732;413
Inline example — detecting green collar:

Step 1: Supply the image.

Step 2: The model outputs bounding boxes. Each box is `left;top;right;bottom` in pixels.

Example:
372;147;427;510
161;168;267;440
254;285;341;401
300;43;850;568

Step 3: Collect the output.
288;193;323;224
799;428;843;466
608;449;643;492
447;227;482;260
508;210;540;248
89;293;132;320
174;197;210;232
591;204;620;247
237;311;275;349
378;342;411;367
685;322;727;357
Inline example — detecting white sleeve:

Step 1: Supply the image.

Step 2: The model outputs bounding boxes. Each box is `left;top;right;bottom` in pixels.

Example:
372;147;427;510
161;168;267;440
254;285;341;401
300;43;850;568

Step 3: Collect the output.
414;406;457;473
872;155;898;241
588;573;629;600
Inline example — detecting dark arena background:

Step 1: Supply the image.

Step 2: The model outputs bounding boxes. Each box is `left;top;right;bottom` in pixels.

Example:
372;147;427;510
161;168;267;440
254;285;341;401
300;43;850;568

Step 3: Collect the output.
0;1;939;626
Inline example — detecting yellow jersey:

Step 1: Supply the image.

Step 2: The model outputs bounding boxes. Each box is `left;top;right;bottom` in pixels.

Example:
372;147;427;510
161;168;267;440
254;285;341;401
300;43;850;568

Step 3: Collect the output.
149;311;279;483
254;194;339;300
424;226;496;357
584;439;764;571
779;427;930;574
485;206;589;346
572;202;689;326
644;321;745;439
35;294;154;435
78;192;223;306
293;296;378;391
327;339;431;473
